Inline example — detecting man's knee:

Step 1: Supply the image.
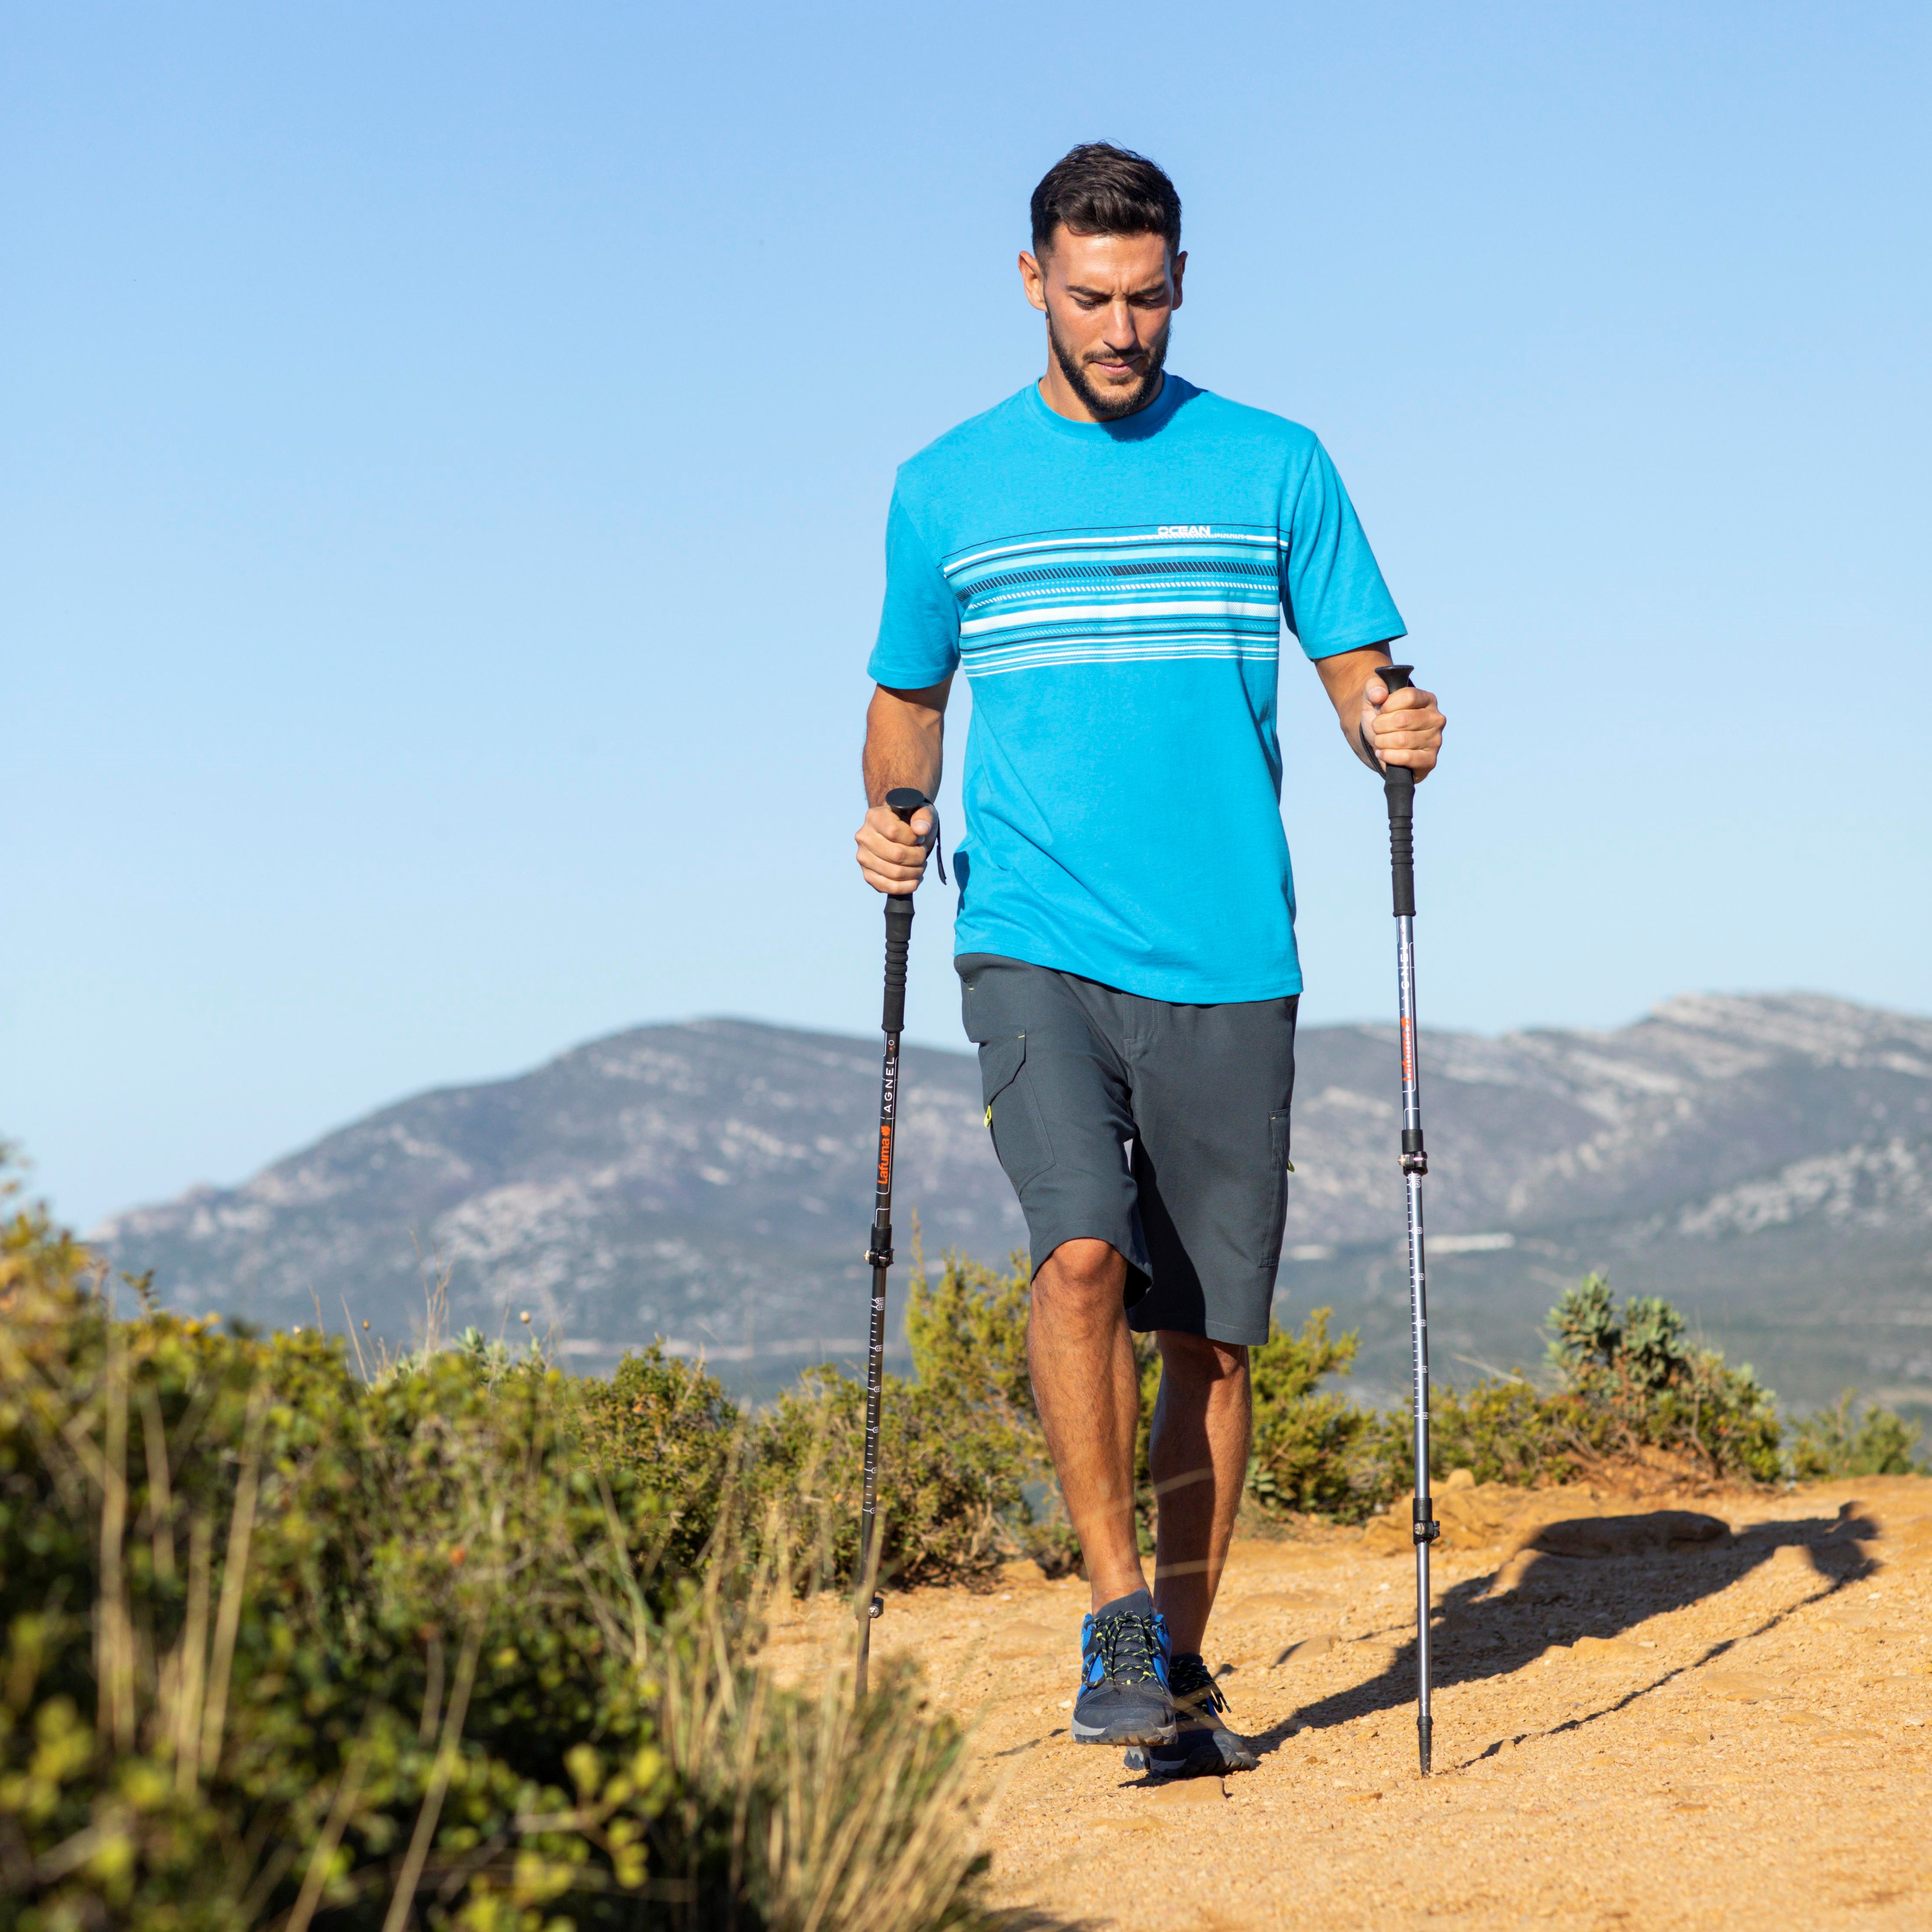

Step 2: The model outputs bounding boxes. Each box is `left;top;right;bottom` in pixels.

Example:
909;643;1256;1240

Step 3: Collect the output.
1155;1329;1249;1384
1034;1237;1128;1305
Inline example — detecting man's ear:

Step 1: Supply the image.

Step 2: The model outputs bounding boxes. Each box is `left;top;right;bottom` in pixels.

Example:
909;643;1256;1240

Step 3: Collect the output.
1019;249;1048;315
1170;249;1187;310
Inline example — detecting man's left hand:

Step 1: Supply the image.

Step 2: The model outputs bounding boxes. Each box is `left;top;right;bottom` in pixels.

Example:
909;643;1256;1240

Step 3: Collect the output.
1361;668;1446;778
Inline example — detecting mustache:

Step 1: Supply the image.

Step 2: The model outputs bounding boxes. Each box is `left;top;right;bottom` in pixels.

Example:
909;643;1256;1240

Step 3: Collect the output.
1048;321;1170;374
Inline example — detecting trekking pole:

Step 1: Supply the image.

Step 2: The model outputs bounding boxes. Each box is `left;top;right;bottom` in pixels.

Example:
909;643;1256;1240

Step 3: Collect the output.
856;785;928;1701
1377;665;1440;1776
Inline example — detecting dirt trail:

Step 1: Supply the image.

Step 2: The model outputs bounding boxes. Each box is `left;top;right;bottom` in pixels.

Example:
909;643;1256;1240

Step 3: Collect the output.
767;1475;1932;1929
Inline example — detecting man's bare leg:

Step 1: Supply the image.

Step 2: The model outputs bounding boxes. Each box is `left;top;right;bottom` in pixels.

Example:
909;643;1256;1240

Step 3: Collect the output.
1027;1237;1145;1610
1148;1332;1251;1656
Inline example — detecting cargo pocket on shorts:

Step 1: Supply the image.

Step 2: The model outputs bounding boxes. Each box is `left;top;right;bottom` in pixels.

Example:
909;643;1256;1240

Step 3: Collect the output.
978;1033;1055;1191
1264;1110;1294;1270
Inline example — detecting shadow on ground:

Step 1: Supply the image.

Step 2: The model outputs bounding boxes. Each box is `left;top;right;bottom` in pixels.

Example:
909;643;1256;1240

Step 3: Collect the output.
1224;1504;1882;1774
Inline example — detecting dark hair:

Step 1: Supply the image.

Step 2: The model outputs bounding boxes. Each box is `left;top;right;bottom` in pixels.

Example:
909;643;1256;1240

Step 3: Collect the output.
1029;143;1181;257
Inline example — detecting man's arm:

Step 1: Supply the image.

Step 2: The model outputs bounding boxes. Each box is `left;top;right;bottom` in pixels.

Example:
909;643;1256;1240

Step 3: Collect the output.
855;677;951;894
1313;645;1446;777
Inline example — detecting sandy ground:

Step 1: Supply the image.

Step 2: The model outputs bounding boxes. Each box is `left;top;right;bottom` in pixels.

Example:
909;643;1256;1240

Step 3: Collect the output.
765;1474;1932;1930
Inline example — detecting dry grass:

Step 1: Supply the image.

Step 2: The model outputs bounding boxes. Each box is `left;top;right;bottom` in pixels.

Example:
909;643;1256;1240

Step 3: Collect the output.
0;1179;1039;1931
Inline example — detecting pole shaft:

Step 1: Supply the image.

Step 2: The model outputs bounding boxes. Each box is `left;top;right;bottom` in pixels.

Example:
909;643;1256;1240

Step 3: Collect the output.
857;788;927;1702
1377;664;1436;1776
1396;912;1433;1772
857;1024;900;1698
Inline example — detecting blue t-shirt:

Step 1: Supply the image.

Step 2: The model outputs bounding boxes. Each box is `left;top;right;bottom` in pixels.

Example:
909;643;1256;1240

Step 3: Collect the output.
867;375;1404;1004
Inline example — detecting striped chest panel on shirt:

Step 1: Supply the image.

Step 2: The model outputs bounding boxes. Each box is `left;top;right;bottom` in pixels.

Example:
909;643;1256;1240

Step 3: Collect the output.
942;524;1283;679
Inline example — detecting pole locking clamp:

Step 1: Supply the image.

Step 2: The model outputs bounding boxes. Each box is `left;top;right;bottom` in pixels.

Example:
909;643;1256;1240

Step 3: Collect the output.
1413;1497;1440;1544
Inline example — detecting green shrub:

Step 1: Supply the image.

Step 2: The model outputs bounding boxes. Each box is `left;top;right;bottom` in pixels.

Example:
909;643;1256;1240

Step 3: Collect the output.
0;1183;1008;1932
1261;1276;1801;1511
903;1251;1034;1419
1548;1271;1619;1367
1245;1311;1394;1520
572;1344;745;1580
1788;1390;1926;1479
746;1251;1055;1590
1420;1275;1917;1488
1545;1274;1783;1480
1426;1378;1581;1489
751;1363;1035;1588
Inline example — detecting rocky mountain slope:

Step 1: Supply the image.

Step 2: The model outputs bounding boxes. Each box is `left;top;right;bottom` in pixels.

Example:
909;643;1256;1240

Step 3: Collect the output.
95;995;1932;1409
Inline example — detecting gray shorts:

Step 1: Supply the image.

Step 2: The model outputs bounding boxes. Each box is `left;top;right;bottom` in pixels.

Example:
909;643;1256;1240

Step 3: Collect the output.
956;953;1298;1347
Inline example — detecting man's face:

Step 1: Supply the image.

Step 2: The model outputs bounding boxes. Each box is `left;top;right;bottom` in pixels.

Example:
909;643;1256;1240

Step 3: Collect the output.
1021;228;1185;421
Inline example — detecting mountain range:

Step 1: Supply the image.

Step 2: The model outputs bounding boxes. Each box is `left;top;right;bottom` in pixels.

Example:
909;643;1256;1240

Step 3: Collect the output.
94;995;1932;1415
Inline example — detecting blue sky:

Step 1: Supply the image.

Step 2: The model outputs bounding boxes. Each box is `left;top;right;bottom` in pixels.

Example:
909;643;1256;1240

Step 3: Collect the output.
6;3;1928;1231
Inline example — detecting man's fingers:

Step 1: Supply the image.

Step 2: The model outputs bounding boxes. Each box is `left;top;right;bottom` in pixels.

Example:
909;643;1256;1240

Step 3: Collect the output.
1375;709;1444;771
855;835;928;875
1375;684;1435;715
1374;716;1444;744
1369;685;1443;736
855;801;934;896
1364;679;1445;777
857;815;931;863
865;802;928;846
856;858;927;891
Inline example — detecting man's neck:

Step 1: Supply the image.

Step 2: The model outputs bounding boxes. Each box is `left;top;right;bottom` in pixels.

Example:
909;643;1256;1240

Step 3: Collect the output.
1037;366;1166;424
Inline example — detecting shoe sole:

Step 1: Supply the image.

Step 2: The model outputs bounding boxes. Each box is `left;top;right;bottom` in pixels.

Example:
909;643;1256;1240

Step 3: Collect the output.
1125;1732;1258;1775
1071;1713;1178;1746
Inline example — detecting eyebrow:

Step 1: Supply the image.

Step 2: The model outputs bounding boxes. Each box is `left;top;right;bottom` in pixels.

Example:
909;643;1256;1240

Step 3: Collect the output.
1063;280;1169;301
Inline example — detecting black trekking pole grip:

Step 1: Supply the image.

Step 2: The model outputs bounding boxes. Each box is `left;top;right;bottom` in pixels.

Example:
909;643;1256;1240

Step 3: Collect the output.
880;788;928;1033
882;899;914;1031
1378;665;1417;919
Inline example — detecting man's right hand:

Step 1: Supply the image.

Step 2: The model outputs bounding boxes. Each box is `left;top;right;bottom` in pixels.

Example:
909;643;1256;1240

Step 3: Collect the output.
855;800;934;896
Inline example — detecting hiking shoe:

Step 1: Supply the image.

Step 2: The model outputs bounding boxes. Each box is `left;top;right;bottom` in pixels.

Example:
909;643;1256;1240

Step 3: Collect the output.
1071;1588;1175;1746
1123;1652;1257;1777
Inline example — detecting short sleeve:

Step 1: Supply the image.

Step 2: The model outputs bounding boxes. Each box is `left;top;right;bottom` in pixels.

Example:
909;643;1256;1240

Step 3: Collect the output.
1280;440;1406;660
866;491;960;689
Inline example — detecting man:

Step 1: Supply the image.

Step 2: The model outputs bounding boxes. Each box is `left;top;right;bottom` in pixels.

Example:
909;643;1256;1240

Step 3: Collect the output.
854;143;1445;1777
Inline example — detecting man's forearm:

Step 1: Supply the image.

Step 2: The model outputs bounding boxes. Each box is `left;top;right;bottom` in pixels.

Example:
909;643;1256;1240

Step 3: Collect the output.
863;681;948;803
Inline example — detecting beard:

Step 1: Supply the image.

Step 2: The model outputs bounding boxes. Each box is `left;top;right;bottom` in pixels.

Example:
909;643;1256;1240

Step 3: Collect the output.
1048;313;1171;421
